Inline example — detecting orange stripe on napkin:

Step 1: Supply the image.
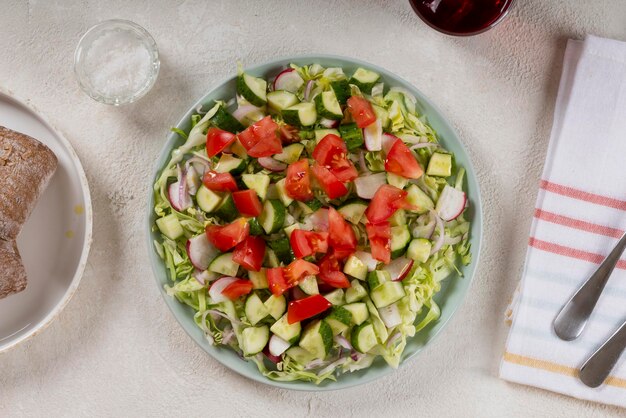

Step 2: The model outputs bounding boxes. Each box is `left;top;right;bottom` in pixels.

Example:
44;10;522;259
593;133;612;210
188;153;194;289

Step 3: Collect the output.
539;180;626;211
528;237;626;269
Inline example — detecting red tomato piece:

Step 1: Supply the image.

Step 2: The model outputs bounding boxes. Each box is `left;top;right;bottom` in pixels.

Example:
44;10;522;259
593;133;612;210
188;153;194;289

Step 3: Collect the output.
232;235;265;271
236;116;283;157
312;134;358;182
318;252;351;288
365;184;416;224
327;207;357;259
290;229;329;258
287;294;332;324
311;163;348;200
221;279;253;300
279;124;300;144
285;159;314;201
206;127;236;158
205;218;250;251
347;96;377;128
232;189;262;217
267;267;291;296
366;222;391;264
284;259;320;285
385;139;424;179
202;171;238;192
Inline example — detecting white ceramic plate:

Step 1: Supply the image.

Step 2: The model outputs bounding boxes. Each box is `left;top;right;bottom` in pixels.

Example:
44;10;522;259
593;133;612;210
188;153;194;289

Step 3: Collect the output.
0;89;92;353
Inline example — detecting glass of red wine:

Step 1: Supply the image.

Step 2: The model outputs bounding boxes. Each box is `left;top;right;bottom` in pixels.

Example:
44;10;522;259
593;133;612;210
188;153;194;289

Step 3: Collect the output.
409;0;515;36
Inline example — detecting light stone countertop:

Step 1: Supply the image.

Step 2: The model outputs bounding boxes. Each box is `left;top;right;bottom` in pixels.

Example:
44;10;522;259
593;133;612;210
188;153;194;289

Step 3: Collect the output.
1;1;625;416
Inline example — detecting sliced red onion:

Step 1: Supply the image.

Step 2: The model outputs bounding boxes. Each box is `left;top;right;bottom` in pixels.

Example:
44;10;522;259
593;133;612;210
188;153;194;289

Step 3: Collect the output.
304;80;314;101
317;357;348;376
258;157;287;172
179;169;193;210
193;269;216;285
358;150;370;174
354;173;386;199
435;185;467;221
363;119;382;151
304;358;326;370
411;213;436;239
430;212;445;255
309;208;329;231
232;104;260;123
205;308;243;325
350;351;365;361
383;257;414;281
319;118;340;129
168;182;191;211
221;326;235;345
187;155;211;172
386;331;402;348
334;335;353;350
382;133;399;154
208;277;239;303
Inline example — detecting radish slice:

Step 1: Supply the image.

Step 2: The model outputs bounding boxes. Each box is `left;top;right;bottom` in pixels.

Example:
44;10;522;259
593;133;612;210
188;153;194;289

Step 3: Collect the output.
354;173;386;199
382;133;399;154
383;257;414;281
308;208;329;232
258;157;287;172
435;185;467;221
232;104;260;123
363;119;382;151
193;269;217;285
263;345;282;363
268;334;291;357
168;182;191;211
319;118;340;129
187;234;218;271
208;277;238;303
274;68;304;93
303;80;314;101
289;286;308;300
355;251;378;271
378;303;402;328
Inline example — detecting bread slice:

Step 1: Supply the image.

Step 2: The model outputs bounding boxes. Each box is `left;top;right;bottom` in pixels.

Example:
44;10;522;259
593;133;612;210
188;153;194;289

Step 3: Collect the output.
0;126;58;241
0;239;27;299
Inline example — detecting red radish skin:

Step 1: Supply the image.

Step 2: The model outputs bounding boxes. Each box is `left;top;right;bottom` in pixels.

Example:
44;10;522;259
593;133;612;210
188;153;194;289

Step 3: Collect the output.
436;185;467;221
258;157;287;172
384;257;414;281
273;68;305;93
186;234;218;271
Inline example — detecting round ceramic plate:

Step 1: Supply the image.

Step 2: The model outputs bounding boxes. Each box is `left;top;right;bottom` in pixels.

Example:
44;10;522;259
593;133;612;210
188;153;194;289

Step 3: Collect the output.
0;89;92;353
147;55;482;390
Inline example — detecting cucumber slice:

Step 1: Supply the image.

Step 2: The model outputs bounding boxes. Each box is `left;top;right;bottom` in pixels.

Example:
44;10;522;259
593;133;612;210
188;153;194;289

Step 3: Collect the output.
242;173;270;200
282;102;317;127
156;214;183;240
405;184;434;215
370;281;405;308
343;303;369;325
298;276;319;295
314;128;340;142
283;223;300;238
349;68;380;94
248;218;264;236
268;237;294;265
258;199;286;234
270;313;301;344
264;294;286;320
343;254;367;280
325;306;351;335
242;326;269;356
211;104;245;133
267;90;299;111
378;302;402;329
387;172;408;189
298;320;332;359
315;90;343;120
208;252;239;276
351;322;377;353
231;139;248;159
248;268;268;289
214;193;238;222
196;185;222;213
427;152;452;177
286;346;315;364
273;143;304;164
275;178;294;207
389;209;407;227
323;289;345;306
245;293;269;325
214;154;246;174
345;280;367;303
330;79;350;105
338;123;364;151
297;198;322;215
237;73;267;106
366;270;390;291
337;200;368;224
390;225;411;259
407;238;432;263
265;248;280;268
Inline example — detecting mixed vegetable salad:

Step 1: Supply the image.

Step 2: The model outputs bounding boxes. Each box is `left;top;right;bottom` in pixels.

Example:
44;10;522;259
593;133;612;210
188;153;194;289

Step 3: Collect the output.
152;63;472;383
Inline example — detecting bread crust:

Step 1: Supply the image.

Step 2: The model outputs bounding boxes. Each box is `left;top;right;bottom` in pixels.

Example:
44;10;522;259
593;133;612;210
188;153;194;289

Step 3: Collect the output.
0;239;27;299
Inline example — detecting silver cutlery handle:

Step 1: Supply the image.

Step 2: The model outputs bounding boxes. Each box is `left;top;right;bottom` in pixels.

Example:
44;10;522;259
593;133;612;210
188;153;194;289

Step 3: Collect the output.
553;232;626;341
579;320;626;387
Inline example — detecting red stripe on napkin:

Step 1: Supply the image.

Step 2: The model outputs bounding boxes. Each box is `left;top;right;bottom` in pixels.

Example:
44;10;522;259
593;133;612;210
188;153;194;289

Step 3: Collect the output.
534;209;624;238
539;180;626;211
529;237;626;269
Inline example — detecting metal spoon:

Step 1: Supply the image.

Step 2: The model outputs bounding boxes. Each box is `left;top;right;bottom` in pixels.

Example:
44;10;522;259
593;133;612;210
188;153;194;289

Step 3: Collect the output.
553;232;626;341
579;319;626;387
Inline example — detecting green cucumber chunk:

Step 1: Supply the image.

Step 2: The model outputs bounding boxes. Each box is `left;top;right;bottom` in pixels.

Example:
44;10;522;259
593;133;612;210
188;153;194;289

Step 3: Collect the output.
298;320;332;359
156;214;183;240
237;73;267;106
242;325;270;356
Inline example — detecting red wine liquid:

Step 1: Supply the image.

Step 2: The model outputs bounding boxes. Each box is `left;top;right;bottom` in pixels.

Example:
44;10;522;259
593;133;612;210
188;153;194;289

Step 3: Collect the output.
410;0;512;35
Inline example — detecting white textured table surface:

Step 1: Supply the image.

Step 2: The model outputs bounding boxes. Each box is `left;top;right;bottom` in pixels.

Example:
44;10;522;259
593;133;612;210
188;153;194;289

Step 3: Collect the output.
1;1;625;416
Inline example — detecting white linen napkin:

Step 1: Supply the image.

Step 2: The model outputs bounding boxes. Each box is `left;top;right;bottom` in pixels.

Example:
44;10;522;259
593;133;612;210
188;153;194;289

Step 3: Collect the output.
500;35;626;409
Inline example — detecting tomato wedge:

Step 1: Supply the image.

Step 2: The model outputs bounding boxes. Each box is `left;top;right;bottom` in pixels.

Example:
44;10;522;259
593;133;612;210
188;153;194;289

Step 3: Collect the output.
365;184;416;224
385;138;424;179
284;259;320;285
347;96;377;128
318;252;351;288
311;163;348;200
312;134;358;182
328;207;357;259
206;127;236;158
366;222;391;264
232;189;262;217
236;116;283;158
232;235;265;271
287;294;332;324
267;267;291;296
221;279;253;300
202;171;238;192
285;159;314;201
290;229;329;258
205;218;250;251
